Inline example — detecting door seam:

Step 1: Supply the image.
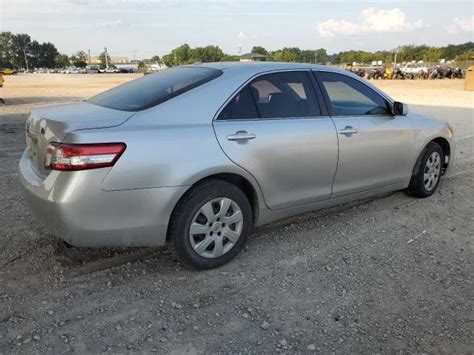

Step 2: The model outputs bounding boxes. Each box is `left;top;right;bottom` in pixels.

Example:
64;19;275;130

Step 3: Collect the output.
328;116;340;198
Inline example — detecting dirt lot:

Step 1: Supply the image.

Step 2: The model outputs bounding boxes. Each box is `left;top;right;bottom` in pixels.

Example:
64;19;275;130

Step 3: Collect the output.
0;74;473;353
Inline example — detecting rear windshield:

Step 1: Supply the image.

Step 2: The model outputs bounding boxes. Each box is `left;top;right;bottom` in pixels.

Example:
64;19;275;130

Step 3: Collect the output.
87;66;222;111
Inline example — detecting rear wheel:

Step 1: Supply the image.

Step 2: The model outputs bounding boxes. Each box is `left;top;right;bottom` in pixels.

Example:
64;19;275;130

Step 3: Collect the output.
168;179;252;269
406;142;444;198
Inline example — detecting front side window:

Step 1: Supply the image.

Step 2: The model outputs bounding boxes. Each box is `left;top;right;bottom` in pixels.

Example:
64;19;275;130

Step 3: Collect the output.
87;66;222;112
316;72;390;116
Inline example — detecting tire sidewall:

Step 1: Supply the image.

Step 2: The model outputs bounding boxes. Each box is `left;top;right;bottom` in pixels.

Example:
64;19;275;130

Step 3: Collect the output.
170;181;252;270
413;143;444;197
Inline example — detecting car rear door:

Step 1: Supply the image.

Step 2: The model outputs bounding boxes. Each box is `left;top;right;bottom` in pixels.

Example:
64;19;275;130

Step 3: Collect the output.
314;70;415;197
213;70;338;210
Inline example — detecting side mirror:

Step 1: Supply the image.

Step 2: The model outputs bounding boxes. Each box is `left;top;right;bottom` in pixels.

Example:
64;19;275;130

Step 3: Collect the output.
392;101;409;116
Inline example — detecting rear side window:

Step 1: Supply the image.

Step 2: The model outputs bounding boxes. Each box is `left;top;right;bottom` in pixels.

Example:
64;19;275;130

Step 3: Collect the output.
316;72;389;115
87;66;222;112
250;72;320;118
217;71;321;120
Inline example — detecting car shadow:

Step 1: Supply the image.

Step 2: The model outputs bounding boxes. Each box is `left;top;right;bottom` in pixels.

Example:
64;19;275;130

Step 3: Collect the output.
47;192;403;277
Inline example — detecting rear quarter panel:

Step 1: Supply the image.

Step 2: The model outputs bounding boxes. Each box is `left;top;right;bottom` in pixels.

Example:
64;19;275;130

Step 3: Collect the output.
66;123;254;190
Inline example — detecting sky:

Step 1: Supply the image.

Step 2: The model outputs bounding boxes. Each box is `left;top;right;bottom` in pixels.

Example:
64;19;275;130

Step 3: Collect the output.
1;0;473;59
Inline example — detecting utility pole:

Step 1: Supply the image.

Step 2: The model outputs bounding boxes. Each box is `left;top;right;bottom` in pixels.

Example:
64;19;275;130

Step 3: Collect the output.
314;51;317;64
104;47;109;69
132;49;137;62
88;49;91;66
23;48;29;72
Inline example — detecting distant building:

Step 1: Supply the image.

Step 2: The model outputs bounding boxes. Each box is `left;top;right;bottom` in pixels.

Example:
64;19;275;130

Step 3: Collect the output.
240;53;268;62
90;56;129;65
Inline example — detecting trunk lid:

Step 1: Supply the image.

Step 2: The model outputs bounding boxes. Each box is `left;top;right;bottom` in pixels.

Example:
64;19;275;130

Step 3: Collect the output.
25;101;134;178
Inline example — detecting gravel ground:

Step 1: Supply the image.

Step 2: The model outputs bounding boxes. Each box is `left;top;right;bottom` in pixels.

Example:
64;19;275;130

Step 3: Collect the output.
0;74;473;353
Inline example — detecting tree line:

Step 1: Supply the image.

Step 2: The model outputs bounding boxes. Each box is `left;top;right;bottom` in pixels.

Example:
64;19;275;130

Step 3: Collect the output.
0;32;59;70
158;44;332;66
0;32;114;70
1;31;473;70
336;42;474;65
161;42;474;67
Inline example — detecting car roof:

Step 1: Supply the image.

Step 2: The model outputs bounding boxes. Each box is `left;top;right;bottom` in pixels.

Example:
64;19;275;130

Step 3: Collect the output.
187;61;334;74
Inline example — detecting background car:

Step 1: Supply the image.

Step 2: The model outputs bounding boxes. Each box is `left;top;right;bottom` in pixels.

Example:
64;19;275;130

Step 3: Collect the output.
19;62;454;269
401;63;429;79
86;66;100;74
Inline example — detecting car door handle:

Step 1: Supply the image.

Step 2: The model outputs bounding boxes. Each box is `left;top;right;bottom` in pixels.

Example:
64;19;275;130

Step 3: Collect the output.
227;131;256;141
338;126;358;136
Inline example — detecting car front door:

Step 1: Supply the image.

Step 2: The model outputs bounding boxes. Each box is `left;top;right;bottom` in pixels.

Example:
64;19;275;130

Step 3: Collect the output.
213;71;338;210
314;70;415;198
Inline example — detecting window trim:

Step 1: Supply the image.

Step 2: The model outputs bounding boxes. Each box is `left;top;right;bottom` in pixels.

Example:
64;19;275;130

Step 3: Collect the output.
312;69;394;117
214;69;327;122
308;70;330;116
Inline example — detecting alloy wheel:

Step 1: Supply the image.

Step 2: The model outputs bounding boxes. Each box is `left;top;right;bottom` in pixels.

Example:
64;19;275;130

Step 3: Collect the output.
423;151;441;191
189;197;243;258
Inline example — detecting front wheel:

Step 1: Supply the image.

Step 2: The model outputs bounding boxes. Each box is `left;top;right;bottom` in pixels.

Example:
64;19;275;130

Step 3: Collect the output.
168;179;252;270
406;142;444;198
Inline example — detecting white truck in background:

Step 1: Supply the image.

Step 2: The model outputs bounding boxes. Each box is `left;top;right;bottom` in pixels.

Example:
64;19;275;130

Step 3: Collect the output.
402;63;430;79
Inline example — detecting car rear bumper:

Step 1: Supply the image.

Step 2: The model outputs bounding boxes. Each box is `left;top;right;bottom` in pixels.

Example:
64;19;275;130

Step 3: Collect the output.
18;150;187;247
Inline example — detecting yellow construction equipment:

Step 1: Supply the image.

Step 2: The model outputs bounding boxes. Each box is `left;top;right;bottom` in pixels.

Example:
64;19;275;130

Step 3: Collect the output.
384;67;394;79
0;68;15;75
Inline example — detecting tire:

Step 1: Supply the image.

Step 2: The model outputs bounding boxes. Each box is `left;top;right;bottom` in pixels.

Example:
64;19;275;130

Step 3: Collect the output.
168;179;253;270
406;142;444;198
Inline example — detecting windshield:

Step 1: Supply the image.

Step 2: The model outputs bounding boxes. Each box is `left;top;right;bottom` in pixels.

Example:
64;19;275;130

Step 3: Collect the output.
87;66;222;112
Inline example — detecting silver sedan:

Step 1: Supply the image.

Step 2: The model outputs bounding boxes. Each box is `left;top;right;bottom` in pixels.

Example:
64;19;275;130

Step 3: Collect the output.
19;62;455;269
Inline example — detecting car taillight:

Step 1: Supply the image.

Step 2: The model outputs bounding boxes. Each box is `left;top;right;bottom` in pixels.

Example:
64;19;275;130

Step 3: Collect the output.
45;143;126;171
